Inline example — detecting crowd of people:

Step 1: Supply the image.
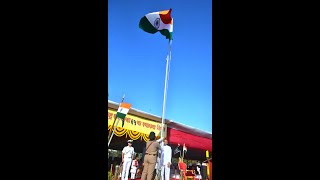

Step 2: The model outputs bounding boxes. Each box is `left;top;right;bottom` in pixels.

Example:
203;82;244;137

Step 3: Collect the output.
108;131;204;180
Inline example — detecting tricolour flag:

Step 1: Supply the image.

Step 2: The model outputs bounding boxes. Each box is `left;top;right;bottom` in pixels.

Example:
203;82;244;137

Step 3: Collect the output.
139;8;173;40
116;102;131;127
183;143;187;153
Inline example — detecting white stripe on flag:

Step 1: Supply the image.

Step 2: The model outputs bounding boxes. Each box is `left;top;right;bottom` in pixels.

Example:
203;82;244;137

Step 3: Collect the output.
117;107;129;114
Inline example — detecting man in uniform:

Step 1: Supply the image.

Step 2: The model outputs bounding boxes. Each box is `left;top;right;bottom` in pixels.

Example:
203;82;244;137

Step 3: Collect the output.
141;137;164;180
141;132;161;180
121;140;135;180
160;139;172;180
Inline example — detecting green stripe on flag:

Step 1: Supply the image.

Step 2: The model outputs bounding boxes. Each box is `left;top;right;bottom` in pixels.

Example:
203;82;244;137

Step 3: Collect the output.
159;29;173;40
139;16;158;34
116;112;126;119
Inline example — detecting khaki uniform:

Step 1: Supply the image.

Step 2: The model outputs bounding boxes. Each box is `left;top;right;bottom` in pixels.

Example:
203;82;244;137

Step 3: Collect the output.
141;140;161;180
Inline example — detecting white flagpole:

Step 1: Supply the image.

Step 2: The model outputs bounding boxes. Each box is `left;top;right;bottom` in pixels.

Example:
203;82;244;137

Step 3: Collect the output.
108;118;121;147
160;40;172;141
158;40;172;180
108;94;125;147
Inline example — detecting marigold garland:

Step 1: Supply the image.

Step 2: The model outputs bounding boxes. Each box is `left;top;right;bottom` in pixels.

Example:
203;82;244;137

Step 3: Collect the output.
114;127;127;137
108;126;164;142
128;130;141;140
142;133;150;142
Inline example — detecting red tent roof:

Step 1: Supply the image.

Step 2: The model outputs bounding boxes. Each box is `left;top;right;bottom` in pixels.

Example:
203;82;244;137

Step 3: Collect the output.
167;128;212;152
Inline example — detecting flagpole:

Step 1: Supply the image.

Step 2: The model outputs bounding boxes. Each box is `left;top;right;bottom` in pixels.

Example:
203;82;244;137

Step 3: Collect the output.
160;40;172;140
182;144;185;160
108;94;125;147
157;40;172;180
108;94;125;139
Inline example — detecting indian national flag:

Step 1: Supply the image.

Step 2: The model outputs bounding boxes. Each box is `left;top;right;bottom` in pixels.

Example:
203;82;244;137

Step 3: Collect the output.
116;102;131;119
183;143;187;153
139;9;173;40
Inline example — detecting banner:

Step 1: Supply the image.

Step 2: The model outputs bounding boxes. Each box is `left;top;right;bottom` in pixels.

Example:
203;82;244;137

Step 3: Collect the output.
108;108;167;139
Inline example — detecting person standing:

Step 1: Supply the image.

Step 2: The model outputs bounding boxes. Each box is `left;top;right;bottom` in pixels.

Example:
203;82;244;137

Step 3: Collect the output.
141;137;163;164
178;158;187;180
196;161;202;179
130;156;139;180
155;137;165;180
142;137;163;180
154;150;161;180
122;140;135;180
141;132;161;180
160;139;172;180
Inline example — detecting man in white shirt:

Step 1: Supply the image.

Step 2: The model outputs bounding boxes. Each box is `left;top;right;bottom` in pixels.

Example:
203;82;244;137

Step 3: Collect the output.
160;139;172;180
122;140;135;180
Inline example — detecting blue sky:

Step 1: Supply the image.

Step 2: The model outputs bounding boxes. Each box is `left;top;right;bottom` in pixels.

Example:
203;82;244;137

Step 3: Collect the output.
108;0;212;133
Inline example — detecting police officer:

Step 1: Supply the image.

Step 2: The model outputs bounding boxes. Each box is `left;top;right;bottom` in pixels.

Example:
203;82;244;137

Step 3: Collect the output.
142;137;163;180
141;132;161;180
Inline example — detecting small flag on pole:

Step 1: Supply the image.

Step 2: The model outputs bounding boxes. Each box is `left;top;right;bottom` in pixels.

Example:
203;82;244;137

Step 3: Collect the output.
116;102;131;127
139;8;173;40
183;143;187;154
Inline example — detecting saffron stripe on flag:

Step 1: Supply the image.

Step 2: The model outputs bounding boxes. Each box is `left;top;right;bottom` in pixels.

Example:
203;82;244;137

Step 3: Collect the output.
139;9;173;40
120;102;131;109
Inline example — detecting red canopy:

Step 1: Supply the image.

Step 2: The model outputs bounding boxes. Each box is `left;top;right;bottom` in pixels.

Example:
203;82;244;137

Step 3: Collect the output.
167;128;212;152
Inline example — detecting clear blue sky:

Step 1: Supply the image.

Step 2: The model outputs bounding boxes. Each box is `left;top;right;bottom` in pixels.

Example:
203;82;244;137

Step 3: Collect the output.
108;0;212;133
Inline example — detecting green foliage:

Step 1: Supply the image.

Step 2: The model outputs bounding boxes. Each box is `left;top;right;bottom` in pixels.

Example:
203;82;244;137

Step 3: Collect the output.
108;171;113;180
